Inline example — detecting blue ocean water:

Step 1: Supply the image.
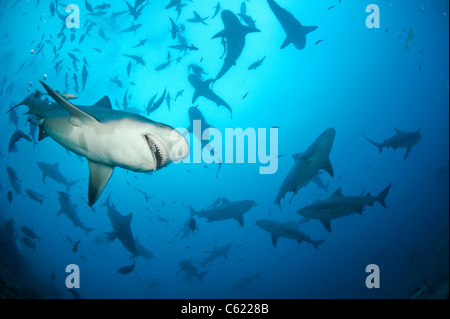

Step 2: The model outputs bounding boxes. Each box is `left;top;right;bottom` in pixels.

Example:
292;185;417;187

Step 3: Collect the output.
0;0;448;299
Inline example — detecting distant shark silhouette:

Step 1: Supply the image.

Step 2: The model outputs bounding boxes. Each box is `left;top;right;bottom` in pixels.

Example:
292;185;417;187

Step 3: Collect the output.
274;128;335;208
212;10;260;81
297;184;392;232
363;128;422;160
267;0;317;50
188;74;232;117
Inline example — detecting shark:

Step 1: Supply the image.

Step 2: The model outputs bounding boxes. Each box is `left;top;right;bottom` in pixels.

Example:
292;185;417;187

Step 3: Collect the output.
200;244;233;267
190;197;255;227
36;161;78;191
6;166;22;196
187;11;209;25
274;128;335;208
296;184;392;232
57;191;94;235
233;270;262;291
188;74;232;117
256;219;326;249
267;0;317;50
212;10;260;81
186;106;217;153
176;260;208;282
8;130;31;154
11;83;189;206
363;128;422;160
102;194;137;256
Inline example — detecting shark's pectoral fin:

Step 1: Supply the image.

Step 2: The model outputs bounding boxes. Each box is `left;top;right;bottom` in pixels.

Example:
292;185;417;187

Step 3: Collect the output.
280;36;292;49
40;81;99;127
192;91;200;103
212;30;227;39
322;158;334;177
92;96;112;109
271;235;279;248
38;126;49;141
234;214;244;227
404;147;412;160
88;160;114;206
303;26;318;34
320;218;332;232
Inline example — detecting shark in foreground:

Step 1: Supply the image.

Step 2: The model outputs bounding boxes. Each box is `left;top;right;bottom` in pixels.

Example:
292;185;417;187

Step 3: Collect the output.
274;128;335;208
267;0;317;50
297;184;392;232
256;219;325;249
11;82;189;206
190;197;255;227
364;128;422;160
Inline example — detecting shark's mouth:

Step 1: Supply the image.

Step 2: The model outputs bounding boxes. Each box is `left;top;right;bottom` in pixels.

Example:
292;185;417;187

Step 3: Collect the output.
145;135;168;169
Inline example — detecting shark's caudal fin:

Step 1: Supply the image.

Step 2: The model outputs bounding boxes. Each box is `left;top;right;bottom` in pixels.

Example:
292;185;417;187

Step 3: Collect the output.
377;183;392;208
312;239;326;250
363;135;384;153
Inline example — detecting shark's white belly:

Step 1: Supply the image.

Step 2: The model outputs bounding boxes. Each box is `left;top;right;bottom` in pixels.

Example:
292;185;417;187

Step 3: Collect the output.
44;116;156;172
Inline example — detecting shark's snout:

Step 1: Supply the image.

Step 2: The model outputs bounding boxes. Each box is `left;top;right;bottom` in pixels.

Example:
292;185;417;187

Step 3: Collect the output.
169;130;190;162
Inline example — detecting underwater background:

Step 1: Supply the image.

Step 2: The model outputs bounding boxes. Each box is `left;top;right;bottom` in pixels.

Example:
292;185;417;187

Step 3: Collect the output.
0;0;448;299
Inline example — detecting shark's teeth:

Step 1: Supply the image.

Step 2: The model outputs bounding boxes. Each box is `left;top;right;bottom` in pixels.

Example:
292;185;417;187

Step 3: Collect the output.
145;135;167;168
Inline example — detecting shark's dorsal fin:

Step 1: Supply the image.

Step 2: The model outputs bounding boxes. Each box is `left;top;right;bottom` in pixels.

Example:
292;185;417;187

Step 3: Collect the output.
212;30;227;39
271;234;279;248
320;218;332;232
280;36;291;49
92;96;112;109
394;128;402;134
88;160;114;206
40;81;99;127
221;198;231;205
331;188;343;197
53;162;59;168
322;158;334;177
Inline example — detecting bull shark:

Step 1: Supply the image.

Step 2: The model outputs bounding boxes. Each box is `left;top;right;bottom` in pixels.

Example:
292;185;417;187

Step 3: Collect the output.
256;219;325;249
274;128;335;208
190;197;255;227
176;260;208;282
11;82;189;206
6;166;22;196
57;192;94;235
188;74;232;117
267;0;317;50
363;128;422;160
200;244;233;267
102;194;137;256
212;10;260;81
297;184;392;232
37;161;78;191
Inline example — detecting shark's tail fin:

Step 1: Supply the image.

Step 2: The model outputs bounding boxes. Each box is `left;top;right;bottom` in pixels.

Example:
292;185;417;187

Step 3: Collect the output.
377;183;392;208
198;270;208;282
363;135;384;153
66;180;79;191
312;239;326;250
